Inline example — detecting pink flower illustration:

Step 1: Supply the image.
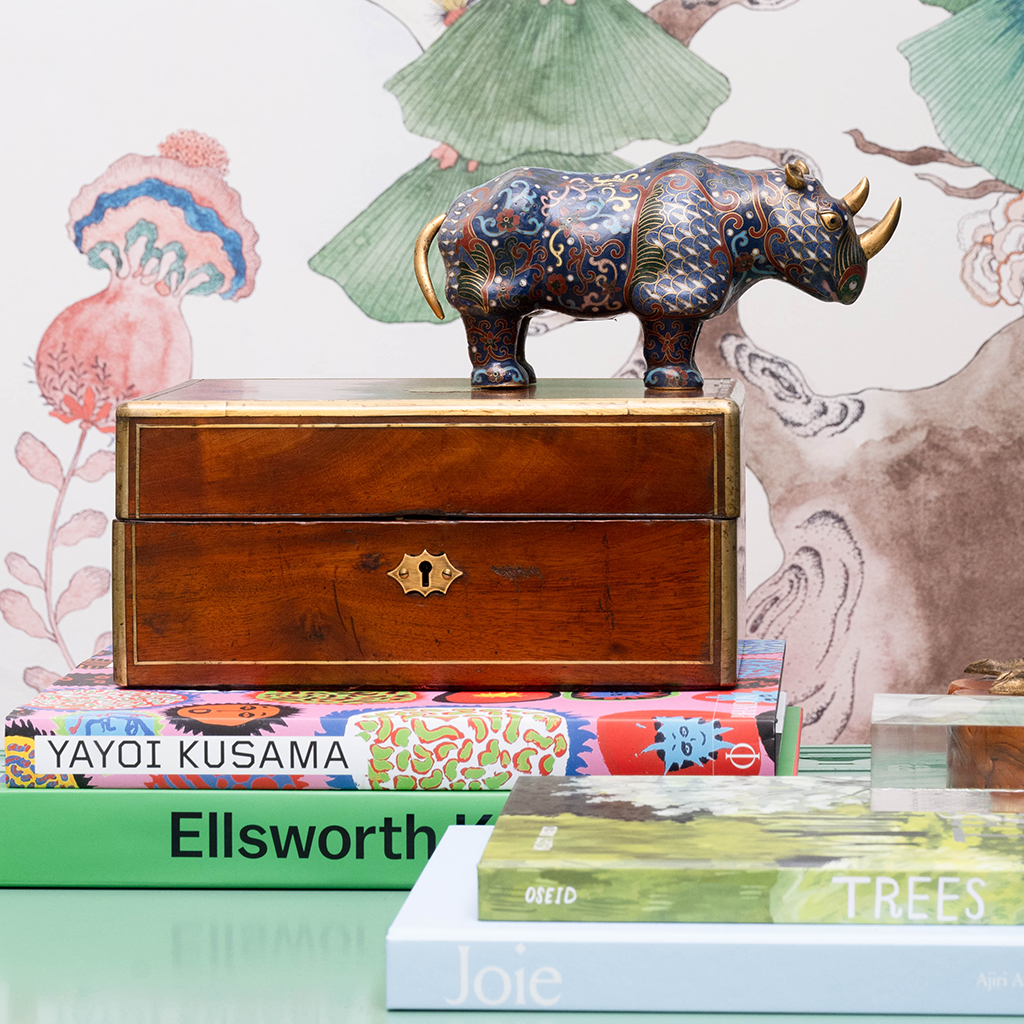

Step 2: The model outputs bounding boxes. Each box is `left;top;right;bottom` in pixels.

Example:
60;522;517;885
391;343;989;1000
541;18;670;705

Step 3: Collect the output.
35;129;259;431
959;192;1024;309
3;131;259;690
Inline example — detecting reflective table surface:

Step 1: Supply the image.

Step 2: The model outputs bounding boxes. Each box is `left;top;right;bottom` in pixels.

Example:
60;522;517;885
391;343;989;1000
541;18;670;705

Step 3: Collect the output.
2;878;1019;1022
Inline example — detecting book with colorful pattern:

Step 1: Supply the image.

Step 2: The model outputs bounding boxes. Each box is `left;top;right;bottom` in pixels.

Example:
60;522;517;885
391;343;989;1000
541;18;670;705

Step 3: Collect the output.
5;640;783;790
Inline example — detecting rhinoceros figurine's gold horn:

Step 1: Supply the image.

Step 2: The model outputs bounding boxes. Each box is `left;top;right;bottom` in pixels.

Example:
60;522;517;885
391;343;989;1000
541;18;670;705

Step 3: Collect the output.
415;214;447;320
860;197;902;259
843;177;869;214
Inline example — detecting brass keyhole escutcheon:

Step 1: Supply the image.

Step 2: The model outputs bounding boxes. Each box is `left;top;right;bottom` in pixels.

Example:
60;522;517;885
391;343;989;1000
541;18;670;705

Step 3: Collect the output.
388;551;463;596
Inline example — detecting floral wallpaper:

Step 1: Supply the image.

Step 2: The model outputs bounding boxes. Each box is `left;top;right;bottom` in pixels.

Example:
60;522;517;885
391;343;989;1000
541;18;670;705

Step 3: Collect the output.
2;0;1020;741
2;131;259;691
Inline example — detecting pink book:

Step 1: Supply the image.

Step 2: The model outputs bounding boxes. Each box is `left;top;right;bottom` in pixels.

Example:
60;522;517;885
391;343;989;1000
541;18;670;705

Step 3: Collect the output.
6;640;784;790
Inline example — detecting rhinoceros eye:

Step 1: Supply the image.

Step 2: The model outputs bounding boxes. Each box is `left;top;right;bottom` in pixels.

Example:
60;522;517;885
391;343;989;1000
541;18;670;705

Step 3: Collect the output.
819;211;843;232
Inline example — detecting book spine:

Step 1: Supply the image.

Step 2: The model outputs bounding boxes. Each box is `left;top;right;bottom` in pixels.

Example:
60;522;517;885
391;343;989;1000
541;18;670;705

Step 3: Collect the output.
798;742;871;774
775;704;802;775
477;865;1024;925
386;933;1024;1013
9;689;782;790
0;788;506;889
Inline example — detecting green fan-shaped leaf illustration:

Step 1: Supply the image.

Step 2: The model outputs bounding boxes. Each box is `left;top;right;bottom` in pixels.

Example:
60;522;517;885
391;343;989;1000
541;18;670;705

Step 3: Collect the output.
385;0;729;165
918;0;982;13
310;150;630;324
901;0;1024;189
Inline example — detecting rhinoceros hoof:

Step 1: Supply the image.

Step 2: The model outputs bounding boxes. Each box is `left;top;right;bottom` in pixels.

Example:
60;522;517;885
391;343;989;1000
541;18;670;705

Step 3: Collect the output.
471;361;531;388
644;365;704;390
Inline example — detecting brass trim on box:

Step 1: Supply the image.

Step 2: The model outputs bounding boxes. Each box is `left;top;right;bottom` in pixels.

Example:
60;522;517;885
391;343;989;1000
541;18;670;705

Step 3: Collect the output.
719;518;738;682
133;422;142;522
132;420;721;428
115;384;743;422
120;398;742;419
115;414;131;520
130;659;719;667
722;380;743;519
112;521;128;687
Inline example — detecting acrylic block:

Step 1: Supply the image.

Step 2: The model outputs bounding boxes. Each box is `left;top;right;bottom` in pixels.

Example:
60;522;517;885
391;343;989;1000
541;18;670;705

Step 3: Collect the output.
870;692;1024;812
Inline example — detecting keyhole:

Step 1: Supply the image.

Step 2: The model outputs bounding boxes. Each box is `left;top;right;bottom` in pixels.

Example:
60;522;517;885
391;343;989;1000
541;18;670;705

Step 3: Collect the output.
419;560;434;588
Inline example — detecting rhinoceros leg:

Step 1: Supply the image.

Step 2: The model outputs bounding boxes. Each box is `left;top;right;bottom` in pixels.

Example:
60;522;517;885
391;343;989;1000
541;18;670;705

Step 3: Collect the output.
640;316;704;389
463;312;531;387
515;315;537;384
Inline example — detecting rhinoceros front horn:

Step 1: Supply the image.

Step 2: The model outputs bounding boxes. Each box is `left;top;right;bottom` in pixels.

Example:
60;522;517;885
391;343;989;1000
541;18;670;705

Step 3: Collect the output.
859;197;902;259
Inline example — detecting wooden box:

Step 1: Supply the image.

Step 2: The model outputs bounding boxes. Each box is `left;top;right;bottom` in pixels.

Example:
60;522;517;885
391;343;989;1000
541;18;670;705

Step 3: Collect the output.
113;379;742;689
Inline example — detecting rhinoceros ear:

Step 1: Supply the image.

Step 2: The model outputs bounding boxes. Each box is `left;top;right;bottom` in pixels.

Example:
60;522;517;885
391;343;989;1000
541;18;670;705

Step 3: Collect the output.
784;160;808;189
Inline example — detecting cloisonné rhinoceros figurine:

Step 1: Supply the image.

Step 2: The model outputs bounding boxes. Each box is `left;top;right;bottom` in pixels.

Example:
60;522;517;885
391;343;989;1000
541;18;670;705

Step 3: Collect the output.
414;152;900;389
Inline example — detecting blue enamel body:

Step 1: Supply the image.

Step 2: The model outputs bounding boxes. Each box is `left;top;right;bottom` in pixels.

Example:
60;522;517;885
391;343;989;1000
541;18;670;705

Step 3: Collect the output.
434;152;867;388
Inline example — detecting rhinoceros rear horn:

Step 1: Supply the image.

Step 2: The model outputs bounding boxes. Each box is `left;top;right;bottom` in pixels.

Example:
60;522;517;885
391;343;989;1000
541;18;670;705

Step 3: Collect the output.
859;197;902;259
784;160;808;189
414;214;447;320
843;177;869;214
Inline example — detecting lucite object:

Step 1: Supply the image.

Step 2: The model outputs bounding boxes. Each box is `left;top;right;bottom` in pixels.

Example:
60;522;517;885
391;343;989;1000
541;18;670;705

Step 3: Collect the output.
870;692;1024;812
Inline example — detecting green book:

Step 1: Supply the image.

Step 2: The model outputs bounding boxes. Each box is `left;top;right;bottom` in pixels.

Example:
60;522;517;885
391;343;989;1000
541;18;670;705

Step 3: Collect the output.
0;785;505;888
477;775;1024;924
775;705;802;776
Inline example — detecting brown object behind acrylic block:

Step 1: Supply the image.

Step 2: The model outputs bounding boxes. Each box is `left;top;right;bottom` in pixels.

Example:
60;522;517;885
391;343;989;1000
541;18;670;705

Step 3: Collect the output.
947;678;1024;790
947;723;1024;790
113;379;741;690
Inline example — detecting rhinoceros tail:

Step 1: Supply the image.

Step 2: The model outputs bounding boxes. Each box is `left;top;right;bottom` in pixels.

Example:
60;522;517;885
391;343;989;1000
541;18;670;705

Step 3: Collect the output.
414;214;446;320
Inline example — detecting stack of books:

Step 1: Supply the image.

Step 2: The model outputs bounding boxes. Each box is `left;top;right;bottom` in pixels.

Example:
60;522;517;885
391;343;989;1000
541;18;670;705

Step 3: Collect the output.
2;639;796;888
386;774;1024;1014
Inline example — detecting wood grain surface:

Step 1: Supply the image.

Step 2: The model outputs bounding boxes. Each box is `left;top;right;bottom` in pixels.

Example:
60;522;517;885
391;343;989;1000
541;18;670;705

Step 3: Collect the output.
114;380;741;691
116;519;735;689
124;418;729;519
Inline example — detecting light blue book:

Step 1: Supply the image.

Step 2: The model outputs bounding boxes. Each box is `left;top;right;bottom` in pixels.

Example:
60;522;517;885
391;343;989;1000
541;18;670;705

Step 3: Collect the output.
387;826;1024;1013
